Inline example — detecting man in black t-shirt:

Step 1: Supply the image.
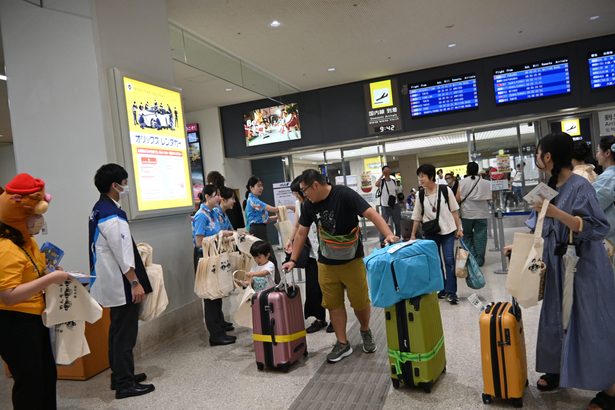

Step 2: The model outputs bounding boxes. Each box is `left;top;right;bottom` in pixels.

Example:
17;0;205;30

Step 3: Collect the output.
283;169;398;364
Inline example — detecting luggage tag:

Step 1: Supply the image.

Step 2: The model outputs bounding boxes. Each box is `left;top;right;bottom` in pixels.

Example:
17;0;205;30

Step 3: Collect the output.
386;240;417;254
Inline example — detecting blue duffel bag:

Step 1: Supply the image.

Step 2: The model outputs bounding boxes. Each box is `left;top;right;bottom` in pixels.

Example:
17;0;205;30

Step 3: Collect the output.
364;240;444;308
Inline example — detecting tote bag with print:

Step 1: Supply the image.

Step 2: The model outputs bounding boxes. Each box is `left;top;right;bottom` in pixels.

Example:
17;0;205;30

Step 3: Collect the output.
506;199;548;308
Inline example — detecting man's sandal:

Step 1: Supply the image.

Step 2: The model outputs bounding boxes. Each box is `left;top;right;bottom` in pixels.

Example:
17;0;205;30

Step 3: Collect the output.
536;373;560;392
588;391;615;410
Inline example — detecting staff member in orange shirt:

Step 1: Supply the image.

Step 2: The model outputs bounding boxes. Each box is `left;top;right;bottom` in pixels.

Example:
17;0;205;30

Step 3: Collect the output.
0;174;69;409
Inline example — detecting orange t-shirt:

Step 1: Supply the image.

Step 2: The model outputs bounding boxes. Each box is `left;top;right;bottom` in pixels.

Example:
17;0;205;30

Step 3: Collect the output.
0;237;46;315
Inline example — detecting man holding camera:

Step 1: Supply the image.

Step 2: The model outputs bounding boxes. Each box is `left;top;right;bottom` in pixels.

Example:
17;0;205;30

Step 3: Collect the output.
375;165;402;247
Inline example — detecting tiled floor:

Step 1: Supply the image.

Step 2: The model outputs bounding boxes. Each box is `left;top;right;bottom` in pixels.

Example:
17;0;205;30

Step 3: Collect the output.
0;229;598;409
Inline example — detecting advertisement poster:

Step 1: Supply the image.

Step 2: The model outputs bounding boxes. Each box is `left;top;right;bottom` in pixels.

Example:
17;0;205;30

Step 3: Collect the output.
123;76;192;211
496;154;512;173
272;182;295;223
364;79;402;135
186;123;205;203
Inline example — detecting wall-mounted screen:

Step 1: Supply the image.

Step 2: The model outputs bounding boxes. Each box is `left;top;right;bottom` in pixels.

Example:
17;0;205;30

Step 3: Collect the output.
493;58;571;104
114;71;194;218
589;50;615;89
244;103;301;147
409;74;478;117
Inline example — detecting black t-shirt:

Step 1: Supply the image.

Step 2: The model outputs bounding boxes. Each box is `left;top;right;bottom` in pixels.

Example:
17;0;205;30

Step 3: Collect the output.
300;185;371;265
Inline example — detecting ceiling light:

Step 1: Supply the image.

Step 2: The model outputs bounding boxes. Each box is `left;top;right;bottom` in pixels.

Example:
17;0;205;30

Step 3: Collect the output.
327;67;336;72
445;24;455;29
225;88;232;92
589;15;600;20
0;75;6;81
448;43;457;48
269;20;281;28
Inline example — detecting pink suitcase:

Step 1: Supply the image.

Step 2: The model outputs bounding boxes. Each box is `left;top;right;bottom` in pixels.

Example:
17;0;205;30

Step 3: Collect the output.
251;279;308;371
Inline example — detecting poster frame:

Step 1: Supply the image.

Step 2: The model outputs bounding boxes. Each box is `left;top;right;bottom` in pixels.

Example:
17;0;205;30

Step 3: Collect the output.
109;67;194;220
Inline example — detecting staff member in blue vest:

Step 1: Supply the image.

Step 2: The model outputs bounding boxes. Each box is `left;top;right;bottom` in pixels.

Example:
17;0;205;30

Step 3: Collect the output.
192;184;236;346
244;176;288;282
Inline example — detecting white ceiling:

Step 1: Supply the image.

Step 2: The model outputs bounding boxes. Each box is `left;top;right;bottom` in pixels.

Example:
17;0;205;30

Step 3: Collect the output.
168;0;615;111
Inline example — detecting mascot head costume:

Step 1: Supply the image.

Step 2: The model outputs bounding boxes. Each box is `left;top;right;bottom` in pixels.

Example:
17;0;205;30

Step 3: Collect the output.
0;173;51;242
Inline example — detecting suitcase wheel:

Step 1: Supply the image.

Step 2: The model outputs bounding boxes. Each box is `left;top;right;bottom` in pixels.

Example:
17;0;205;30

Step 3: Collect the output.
419;382;432;393
482;393;492;404
256;362;264;371
511;398;523;408
442;365;446;374
280;363;291;373
303;350;309;358
391;378;400;389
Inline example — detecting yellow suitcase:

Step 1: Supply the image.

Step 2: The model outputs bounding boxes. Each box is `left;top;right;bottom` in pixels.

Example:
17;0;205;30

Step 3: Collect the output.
479;300;527;408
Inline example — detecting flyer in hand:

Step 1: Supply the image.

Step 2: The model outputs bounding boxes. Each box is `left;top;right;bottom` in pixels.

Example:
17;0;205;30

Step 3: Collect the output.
40;242;64;272
523;182;558;205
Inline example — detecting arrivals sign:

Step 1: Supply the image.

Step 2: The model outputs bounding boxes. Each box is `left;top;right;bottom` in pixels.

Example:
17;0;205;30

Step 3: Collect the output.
599;110;615;136
364;79;402;135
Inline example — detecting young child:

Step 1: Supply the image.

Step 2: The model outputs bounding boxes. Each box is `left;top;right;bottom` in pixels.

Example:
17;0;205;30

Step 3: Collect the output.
247;241;276;292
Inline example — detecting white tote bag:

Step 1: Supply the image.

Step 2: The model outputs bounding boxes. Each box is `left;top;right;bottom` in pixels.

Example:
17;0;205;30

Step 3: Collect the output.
233;285;255;329
506;199;548;308
275;207;294;248
233;231;260;255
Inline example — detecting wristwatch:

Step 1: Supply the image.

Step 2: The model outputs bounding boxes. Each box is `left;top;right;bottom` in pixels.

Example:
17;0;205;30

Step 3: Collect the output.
131;279;140;288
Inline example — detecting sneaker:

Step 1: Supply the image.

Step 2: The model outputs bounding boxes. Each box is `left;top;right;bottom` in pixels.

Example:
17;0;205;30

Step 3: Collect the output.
306;320;327;334
360;329;377;353
437;290;447;299
326;341;353;363
447;294;459;305
326;322;335;333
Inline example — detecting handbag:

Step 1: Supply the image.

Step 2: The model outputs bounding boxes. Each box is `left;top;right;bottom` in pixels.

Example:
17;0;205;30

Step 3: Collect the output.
506;199;548;308
455;244;469;278
421;186;443;236
465;243;486;289
233;283;255;329
194;235;234;299
384;180;397;207
233;231;260;255
275;205;295;246
318;226;360;261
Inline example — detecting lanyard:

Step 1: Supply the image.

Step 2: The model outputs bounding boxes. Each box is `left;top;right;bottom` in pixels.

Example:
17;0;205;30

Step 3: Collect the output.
19;246;44;278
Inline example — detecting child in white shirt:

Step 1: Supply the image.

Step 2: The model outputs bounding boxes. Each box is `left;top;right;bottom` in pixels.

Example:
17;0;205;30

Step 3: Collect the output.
247;241;275;292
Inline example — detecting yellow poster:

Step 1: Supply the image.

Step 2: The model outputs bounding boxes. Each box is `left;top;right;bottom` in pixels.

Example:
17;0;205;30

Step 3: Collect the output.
123;77;193;211
369;80;394;109
440;164;467;178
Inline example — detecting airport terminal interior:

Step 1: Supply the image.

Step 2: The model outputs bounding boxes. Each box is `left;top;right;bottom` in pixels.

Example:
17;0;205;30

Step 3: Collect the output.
1;0;615;409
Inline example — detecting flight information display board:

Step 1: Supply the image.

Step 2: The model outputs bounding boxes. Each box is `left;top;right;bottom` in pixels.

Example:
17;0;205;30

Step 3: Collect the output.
493;58;571;104
409;74;478;117
589;50;615;89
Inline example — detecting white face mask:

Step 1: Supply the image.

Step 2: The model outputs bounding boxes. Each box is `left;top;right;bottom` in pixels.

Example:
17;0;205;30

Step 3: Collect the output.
26;214;45;235
115;184;129;198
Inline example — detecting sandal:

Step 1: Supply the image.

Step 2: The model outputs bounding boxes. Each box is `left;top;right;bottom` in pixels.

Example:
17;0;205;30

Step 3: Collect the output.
588;391;615;410
536;373;560;391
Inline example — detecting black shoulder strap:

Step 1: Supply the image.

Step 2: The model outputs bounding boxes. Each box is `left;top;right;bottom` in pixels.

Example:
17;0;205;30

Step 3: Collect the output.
419;188;425;217
440;185;450;210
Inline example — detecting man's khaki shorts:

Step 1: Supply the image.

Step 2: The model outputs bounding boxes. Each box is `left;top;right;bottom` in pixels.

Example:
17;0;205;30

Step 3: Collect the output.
317;258;371;311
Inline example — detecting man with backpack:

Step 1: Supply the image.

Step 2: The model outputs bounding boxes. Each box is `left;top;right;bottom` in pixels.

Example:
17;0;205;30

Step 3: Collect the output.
410;164;464;305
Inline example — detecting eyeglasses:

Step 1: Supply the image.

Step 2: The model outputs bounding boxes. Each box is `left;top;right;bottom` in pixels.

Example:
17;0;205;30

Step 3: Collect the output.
300;182;315;195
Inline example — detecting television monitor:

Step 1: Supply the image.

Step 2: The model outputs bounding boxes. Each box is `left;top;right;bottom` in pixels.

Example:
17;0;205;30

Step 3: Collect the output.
588;50;615;89
409;74;478;117
244;103;301;147
493;58;571;104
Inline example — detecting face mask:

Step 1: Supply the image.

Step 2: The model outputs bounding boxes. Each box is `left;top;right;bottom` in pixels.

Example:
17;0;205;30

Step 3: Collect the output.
26;214;45;235
115;184;129;198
